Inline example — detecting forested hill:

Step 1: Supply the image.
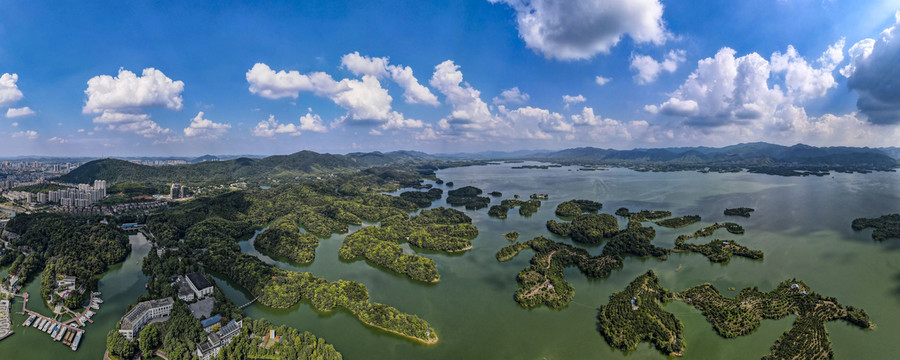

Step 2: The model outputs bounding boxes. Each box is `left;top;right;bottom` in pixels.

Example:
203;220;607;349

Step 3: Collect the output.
57;150;435;184
536;143;899;170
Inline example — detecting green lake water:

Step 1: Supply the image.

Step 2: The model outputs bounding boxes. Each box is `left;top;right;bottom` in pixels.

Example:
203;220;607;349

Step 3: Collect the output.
3;163;900;359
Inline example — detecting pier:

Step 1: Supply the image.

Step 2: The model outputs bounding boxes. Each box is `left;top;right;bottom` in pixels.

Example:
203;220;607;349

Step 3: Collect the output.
21;308;85;350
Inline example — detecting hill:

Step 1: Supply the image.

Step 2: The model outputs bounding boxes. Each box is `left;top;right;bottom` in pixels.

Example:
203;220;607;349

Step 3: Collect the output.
57;150;435;185
532;143;898;174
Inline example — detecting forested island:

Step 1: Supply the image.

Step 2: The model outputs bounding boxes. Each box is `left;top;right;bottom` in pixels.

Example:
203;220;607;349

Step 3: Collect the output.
654;215;701;228
851;214;900;241
399;188;443;208
672;222;761;262
554;199;602;217
614;208;671;221
446;186;490;210
253;214;320;263
503;231;519;241
596;272;873;359
596;271;684;356
488;199;542;219
724;207;755;217
340;207;478;282
3;213;131;308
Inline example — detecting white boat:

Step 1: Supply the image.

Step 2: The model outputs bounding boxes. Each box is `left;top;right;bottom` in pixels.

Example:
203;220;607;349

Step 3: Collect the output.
33;318;41;328
51;326;59;338
46;323;55;334
56;327;67;341
23;314;36;326
39;319;48;331
71;332;82;351
93;298;103;304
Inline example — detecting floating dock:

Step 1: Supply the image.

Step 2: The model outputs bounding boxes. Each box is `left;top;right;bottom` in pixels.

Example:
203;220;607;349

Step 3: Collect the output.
23;309;85;351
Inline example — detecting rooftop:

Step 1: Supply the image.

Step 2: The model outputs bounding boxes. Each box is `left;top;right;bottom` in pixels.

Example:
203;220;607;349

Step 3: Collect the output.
200;314;222;329
186;271;213;290
120;297;174;331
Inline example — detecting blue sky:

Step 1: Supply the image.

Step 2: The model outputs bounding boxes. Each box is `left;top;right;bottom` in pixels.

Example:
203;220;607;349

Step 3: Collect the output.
1;0;899;156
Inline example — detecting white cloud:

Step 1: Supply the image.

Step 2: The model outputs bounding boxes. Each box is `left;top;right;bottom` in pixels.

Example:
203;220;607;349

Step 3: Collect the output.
594;76;611;86
504;106;574;133
341;52;440;105
246;63;314;99
430;60;502;132
630;49;685;84
252;115;304;137
47;137;67;144
184;112;231;138
83;68;181;137
493;87;530;105
12;130;38;140
770;41;843;100
298;112;328;133
84;68;184;114
11;122;18;127
649;41;845;127
6;106;35;118
489;0;668;60
562;94;586;105
380;112;425;130
0;73;24;107
843;12;900;124
247;62;423;128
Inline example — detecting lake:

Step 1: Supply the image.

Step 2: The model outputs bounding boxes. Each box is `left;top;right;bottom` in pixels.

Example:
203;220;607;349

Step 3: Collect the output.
3;162;900;359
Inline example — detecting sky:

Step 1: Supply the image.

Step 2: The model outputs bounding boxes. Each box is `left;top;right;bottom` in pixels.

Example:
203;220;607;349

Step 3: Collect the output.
1;0;900;157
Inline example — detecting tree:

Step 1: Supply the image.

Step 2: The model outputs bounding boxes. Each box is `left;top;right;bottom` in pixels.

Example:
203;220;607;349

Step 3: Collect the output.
139;325;161;359
107;330;137;359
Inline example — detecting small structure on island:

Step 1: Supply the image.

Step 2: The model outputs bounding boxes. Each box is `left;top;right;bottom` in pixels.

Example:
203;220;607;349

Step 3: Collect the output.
196;319;243;360
791;283;801;290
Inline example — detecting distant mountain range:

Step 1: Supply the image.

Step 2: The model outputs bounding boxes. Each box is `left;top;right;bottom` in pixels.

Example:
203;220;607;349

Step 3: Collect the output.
56;150;445;184
54;142;899;184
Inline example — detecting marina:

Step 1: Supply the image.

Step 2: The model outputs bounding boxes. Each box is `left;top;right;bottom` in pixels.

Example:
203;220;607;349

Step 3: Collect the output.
21;309;84;351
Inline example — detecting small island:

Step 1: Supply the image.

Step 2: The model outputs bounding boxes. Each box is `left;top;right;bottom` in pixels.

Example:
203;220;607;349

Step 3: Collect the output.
488;199;542;218
596;273;873;359
680;280;873;359
489;191;502;197
254;214;320;263
851;213;900;241
654;215;701;228
503;231;519;242
399;188;443;207
530;193;549;199
615;207;672;221
724;207;755;217
554;199;603;217
596;270;685;357
446;186;490;210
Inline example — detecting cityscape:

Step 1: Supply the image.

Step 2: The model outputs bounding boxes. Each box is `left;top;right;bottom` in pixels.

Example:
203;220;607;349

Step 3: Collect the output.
2;1;900;360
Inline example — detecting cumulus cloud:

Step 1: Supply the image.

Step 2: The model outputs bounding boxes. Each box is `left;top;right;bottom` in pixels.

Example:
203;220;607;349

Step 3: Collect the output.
630;49;686;84
84;68;184;113
843;12;900;124
0;73;25;107
562;94;586;106
299;112;328;133
594;76;611;86
6;106;35;118
47;137;68;144
649;40;844;127
493;87;530;105
252;115;305;137
430;60;502;132
489;0;668;60
12;130;38;140
246;63;314;99
770;41;843;100
341;52;439;105
184;112;231;138
83;68;182;137
503;106;574;133
247;62;422;128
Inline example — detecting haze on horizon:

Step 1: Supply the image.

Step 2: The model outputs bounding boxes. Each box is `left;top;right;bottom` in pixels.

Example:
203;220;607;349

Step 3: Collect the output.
2;0;900;157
